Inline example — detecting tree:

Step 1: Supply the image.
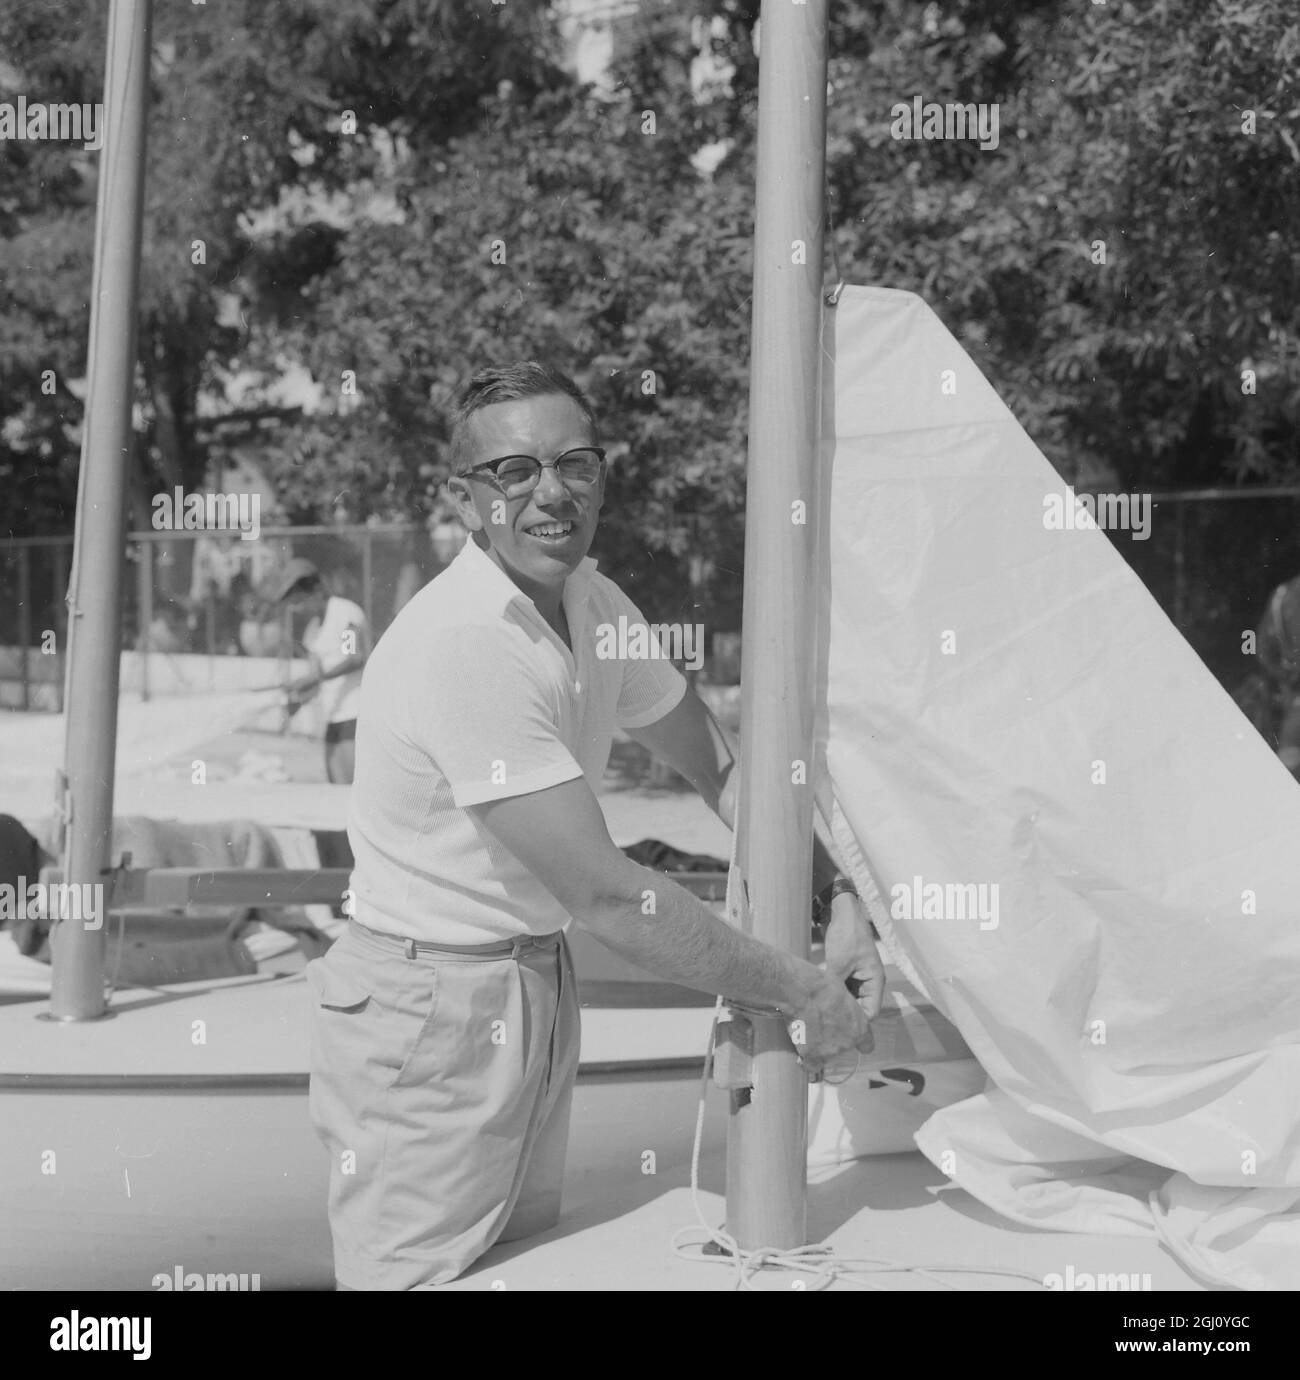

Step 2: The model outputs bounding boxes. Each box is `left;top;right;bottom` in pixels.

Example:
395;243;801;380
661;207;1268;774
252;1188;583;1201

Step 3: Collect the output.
263;29;757;624
6;0;1297;675
0;0;569;542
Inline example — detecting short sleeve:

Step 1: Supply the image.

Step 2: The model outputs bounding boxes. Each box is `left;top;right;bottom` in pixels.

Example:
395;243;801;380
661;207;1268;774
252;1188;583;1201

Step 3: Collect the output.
607;585;690;730
407;624;584;807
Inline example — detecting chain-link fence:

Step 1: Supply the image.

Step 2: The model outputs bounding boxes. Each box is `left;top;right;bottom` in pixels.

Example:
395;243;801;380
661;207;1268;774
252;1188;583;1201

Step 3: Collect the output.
5;492;1300;716
0;522;469;711
1115;489;1300;698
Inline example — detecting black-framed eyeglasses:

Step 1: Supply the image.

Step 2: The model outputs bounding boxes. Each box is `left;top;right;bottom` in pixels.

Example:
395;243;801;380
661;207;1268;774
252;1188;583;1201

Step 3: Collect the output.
461;446;607;497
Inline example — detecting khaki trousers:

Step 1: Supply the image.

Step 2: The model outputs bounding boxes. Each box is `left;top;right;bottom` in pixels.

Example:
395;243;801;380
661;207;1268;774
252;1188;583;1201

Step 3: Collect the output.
307;919;580;1289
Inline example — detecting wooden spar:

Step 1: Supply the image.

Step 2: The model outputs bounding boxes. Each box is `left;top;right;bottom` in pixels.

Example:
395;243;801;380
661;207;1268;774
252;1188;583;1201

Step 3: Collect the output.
50;0;154;1021
727;0;829;1248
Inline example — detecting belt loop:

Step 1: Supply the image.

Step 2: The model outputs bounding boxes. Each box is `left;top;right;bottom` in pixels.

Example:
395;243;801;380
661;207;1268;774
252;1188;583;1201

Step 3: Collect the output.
404;938;416;960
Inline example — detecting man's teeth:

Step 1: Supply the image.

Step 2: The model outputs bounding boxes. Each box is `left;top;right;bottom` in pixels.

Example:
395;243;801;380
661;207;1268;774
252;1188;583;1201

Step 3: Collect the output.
528;522;573;536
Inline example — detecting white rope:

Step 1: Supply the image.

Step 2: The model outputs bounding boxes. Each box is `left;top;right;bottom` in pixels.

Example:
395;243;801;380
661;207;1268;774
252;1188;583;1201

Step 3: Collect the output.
669;1003;1050;1292
670;828;1048;1291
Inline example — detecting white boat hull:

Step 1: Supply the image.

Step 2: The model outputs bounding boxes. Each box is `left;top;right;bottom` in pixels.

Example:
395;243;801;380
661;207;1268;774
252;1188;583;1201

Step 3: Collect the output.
0;934;728;1291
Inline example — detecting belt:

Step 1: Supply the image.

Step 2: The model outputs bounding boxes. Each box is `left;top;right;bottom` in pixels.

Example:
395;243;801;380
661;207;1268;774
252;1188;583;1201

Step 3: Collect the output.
348;919;563;962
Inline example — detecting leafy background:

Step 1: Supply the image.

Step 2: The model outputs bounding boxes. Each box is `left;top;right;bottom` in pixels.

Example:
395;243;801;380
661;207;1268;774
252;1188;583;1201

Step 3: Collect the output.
1;0;1297;681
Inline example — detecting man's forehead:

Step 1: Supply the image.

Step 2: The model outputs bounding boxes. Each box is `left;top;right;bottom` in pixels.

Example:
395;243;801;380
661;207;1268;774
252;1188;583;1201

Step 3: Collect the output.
466;393;593;455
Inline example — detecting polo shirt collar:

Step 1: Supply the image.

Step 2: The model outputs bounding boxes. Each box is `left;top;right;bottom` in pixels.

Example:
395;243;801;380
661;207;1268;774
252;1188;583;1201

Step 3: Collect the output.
453;535;598;628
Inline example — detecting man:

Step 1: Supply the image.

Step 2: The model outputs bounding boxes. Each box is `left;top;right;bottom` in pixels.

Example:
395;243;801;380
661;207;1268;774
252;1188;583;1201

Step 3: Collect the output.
306;362;883;1290
269;559;369;784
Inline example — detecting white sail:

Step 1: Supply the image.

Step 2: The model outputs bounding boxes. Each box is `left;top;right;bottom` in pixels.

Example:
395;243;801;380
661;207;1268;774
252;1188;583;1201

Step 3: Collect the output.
821;285;1300;1290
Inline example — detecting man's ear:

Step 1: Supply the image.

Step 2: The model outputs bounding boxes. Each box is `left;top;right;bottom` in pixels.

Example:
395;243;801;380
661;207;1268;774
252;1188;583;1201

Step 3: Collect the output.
445;476;483;533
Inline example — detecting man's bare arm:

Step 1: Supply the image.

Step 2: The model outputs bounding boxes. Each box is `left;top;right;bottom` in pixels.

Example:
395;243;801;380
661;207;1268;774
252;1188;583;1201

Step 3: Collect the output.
628;687;841;891
629;687;885;1016
625;688;734;815
469;776;872;1068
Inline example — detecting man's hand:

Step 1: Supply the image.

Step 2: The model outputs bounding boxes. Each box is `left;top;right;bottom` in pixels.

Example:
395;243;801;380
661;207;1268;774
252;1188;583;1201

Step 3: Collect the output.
787;969;876;1074
822;891;886;1020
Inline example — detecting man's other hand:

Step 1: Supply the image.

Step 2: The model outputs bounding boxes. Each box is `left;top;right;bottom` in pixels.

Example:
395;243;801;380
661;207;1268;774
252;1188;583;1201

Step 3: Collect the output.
822;891;886;1020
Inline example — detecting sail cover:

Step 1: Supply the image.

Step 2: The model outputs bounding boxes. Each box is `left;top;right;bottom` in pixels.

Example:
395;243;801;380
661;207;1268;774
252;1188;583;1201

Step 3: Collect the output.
819;285;1300;1290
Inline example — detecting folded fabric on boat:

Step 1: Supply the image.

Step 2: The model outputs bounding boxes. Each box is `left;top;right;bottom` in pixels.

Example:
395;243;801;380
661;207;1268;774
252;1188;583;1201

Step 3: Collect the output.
620;837;727;873
818;286;1300;1290
0;814;329;985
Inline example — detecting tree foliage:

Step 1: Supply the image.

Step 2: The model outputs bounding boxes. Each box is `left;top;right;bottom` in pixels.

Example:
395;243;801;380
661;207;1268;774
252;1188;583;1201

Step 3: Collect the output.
2;0;1297;652
0;0;566;537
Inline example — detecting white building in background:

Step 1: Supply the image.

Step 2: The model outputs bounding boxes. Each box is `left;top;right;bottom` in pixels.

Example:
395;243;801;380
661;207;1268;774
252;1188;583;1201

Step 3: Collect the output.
558;0;734;173
558;0;643;87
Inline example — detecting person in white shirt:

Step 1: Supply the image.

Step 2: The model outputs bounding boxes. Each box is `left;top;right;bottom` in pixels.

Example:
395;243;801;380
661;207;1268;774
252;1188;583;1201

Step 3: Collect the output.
269;558;369;784
305;361;883;1290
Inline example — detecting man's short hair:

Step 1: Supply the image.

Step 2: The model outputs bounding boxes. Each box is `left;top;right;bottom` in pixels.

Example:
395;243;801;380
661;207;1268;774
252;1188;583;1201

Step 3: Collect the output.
449;362;599;475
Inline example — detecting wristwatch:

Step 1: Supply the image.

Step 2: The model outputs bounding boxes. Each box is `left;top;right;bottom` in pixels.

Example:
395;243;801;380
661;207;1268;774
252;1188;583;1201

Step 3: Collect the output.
811;876;859;939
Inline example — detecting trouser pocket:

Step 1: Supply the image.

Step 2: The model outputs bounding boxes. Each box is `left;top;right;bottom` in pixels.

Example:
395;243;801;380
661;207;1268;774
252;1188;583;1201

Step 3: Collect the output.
306;948;439;1090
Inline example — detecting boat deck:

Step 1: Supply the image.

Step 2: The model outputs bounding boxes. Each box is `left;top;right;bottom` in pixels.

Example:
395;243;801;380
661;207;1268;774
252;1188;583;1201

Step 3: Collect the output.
441;1161;1203;1293
0;961;1204;1291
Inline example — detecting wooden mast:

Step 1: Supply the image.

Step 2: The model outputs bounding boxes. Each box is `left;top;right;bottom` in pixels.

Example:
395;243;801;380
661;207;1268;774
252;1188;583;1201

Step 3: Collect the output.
727;0;830;1247
50;0;154;1020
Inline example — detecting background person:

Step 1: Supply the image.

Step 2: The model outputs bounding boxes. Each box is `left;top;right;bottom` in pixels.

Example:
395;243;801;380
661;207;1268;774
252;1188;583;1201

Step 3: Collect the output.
268;558;369;785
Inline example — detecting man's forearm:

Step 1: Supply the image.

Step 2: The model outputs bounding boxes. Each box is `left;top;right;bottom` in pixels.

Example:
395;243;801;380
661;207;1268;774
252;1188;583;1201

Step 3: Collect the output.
579;862;820;1015
629;690;735;819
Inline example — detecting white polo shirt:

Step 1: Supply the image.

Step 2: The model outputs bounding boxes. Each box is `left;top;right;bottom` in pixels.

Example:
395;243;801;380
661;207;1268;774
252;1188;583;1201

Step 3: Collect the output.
307;595;367;724
346;537;688;943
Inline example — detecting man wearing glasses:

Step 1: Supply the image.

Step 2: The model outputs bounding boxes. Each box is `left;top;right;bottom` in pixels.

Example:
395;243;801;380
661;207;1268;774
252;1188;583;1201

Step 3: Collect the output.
306;361;882;1289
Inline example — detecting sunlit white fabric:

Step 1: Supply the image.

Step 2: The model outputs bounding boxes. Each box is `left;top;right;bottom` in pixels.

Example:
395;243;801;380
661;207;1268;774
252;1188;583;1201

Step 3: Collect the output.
820;285;1300;1290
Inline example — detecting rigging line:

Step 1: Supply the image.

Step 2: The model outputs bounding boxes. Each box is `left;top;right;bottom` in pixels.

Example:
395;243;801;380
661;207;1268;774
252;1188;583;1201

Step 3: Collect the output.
672;820;1047;1290
825;166;843;293
822;115;843;308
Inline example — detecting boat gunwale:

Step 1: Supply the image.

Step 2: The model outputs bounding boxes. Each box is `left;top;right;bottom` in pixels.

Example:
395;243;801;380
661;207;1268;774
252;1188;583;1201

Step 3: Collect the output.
0;1058;709;1091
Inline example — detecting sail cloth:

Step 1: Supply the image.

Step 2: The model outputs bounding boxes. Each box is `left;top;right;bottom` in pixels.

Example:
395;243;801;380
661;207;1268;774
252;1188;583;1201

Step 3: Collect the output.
818;286;1300;1291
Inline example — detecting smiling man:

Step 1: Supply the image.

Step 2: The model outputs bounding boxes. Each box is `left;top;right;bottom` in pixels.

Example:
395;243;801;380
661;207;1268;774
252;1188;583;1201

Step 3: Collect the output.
306;361;882;1290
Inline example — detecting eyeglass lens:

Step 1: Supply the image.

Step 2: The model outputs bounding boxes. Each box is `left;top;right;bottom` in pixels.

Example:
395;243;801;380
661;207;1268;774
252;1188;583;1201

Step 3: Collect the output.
494;449;603;490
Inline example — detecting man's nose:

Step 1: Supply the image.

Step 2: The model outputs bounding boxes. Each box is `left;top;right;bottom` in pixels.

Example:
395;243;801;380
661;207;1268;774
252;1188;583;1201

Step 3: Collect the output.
533;464;569;504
